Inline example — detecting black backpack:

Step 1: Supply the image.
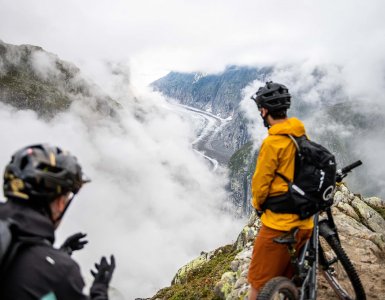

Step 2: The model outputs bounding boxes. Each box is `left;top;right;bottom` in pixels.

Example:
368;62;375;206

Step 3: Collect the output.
0;219;12;267
0;218;46;278
261;134;336;219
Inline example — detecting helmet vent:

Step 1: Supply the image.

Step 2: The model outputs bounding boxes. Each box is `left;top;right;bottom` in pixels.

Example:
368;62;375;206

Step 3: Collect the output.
36;162;62;174
20;156;29;171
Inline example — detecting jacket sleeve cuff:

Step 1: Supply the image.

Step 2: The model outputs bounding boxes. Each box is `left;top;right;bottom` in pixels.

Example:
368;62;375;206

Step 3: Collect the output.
90;282;108;300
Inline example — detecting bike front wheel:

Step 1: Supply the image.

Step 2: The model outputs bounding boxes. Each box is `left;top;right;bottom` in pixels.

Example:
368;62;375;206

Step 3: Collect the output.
319;234;366;300
257;276;298;300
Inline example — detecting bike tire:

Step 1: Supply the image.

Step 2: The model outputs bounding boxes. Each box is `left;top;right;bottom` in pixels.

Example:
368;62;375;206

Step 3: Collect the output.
257;276;298;300
319;234;366;300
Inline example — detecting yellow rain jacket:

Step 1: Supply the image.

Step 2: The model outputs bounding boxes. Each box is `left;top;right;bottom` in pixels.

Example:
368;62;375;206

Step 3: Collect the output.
251;117;314;231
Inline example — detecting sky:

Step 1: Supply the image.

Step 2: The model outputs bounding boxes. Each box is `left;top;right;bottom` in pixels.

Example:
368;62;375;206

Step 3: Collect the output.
1;1;385;299
1;0;385;88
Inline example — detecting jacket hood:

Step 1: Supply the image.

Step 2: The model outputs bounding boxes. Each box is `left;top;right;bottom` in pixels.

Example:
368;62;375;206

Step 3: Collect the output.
0;201;55;243
268;117;305;137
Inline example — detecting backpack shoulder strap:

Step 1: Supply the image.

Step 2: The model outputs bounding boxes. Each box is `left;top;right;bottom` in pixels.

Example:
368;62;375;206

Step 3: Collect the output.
286;134;301;152
275;134;304;183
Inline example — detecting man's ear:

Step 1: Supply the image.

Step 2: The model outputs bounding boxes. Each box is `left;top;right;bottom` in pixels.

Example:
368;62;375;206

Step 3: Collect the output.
260;108;268;117
50;195;66;214
57;195;67;211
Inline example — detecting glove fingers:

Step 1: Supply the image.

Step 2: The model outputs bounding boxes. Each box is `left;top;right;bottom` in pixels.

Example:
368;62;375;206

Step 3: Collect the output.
76;241;88;249
91;255;115;286
73;232;85;239
69;232;86;241
100;256;108;268
110;255;116;270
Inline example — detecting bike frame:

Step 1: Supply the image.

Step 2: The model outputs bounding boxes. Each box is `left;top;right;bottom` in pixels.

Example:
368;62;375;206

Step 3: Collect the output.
294;213;318;300
292;207;341;300
259;161;364;300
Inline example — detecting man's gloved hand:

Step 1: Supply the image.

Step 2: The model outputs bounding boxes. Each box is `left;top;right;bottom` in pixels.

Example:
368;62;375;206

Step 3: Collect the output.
91;255;116;286
60;232;88;255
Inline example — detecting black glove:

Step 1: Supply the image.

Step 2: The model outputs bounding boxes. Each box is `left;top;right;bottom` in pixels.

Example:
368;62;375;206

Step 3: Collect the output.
60;232;88;255
91;255;116;286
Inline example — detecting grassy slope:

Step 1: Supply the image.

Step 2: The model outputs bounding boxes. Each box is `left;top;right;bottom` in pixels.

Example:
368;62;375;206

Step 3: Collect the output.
150;245;239;300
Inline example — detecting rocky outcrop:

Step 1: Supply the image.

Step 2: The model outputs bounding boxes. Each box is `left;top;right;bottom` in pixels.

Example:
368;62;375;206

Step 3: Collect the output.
151;184;385;300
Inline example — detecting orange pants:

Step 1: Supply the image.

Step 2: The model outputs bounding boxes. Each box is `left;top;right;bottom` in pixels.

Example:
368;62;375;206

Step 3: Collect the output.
247;225;312;291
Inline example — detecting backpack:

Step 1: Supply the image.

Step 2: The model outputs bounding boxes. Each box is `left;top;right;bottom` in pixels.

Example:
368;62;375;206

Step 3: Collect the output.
261;134;336;219
0;219;12;267
0;218;46;278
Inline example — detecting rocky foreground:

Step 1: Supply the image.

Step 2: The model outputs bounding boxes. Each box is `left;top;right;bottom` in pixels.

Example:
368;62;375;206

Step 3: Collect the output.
149;184;385;300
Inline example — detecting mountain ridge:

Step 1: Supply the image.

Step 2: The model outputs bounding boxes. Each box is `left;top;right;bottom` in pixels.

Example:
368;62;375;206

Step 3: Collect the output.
0;40;118;119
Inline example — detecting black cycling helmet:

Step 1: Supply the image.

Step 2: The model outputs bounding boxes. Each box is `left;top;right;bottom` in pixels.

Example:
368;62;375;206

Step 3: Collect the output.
3;144;89;204
251;81;291;112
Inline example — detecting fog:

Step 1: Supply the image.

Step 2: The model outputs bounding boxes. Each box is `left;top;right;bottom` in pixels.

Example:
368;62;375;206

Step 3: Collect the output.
0;59;243;298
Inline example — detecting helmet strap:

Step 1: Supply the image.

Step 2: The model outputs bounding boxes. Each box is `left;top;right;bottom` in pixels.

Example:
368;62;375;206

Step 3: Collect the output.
51;193;75;227
56;195;74;223
260;111;271;129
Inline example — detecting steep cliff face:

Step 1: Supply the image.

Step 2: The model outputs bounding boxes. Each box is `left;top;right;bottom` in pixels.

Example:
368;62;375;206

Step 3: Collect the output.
152;66;271;118
151;66;271;156
0;40;118;119
227;142;257;216
149;184;385;300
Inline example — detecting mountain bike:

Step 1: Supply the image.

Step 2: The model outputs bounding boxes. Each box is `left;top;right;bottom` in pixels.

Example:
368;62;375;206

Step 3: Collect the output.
257;160;366;300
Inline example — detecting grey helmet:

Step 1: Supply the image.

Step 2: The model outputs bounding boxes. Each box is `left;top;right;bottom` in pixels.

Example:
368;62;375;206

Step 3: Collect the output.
251;81;291;112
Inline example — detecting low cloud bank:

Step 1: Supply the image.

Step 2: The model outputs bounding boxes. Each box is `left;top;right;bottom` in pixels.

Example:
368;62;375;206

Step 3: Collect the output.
0;66;242;298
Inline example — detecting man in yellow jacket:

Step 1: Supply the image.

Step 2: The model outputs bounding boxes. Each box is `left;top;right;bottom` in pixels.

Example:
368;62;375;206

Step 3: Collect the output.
247;82;313;299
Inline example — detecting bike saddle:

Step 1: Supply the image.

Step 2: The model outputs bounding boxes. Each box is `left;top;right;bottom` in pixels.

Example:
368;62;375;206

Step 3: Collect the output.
273;228;299;245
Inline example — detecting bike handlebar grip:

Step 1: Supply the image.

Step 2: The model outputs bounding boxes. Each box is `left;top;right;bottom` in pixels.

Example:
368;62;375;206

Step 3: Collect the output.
340;160;362;174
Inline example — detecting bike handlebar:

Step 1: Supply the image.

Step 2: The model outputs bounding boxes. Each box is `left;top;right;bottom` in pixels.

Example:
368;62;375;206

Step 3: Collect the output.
336;160;362;182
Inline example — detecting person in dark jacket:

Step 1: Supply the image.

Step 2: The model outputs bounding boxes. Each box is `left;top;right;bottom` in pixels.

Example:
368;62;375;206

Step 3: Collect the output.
0;144;115;300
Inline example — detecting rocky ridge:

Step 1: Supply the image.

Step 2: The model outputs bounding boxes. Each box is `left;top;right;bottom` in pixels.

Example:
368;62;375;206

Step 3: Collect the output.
150;184;385;300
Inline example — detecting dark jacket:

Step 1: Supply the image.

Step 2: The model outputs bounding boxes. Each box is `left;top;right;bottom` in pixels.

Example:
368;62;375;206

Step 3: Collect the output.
0;200;107;300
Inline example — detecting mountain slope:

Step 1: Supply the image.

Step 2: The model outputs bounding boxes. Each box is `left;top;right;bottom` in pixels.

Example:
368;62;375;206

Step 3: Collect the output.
151;66;272;158
152;66;271;118
0;40;118;119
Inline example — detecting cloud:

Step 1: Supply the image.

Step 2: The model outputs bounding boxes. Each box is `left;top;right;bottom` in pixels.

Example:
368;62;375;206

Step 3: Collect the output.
1;0;385;86
0;66;242;298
